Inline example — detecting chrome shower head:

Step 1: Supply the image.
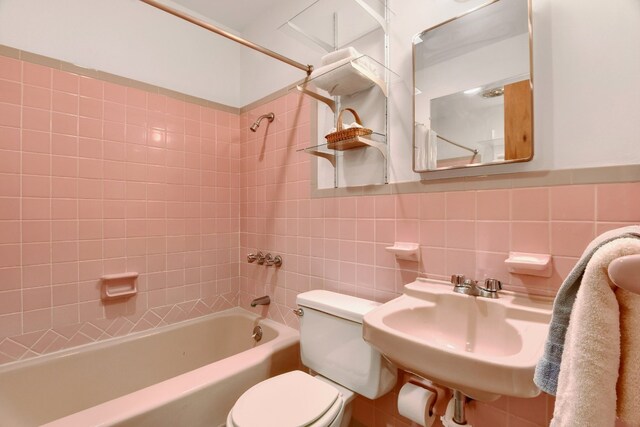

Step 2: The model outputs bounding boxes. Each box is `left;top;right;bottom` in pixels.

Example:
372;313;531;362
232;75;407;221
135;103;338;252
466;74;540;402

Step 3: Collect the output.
250;112;275;132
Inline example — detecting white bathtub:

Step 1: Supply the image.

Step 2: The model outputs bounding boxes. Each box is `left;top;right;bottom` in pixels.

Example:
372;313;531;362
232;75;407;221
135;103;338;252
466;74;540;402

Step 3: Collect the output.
0;307;299;427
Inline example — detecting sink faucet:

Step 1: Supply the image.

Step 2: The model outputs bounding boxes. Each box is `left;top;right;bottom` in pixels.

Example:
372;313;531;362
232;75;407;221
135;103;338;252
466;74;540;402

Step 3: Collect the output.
250;295;271;307
451;275;502;299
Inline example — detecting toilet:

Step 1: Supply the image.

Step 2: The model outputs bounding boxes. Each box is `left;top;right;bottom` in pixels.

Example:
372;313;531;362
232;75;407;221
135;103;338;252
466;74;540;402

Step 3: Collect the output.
226;290;397;427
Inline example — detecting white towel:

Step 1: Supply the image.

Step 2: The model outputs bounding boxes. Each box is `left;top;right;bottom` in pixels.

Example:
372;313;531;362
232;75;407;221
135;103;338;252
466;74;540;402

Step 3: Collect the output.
551;238;640;427
426;129;438;170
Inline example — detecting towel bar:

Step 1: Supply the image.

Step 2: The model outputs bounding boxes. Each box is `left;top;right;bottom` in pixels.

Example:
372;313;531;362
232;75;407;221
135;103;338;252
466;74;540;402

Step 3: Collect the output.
608;254;640;295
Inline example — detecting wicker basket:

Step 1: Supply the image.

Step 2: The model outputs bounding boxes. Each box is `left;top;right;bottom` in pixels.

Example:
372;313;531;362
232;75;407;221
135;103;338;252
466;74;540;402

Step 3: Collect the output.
325;108;373;150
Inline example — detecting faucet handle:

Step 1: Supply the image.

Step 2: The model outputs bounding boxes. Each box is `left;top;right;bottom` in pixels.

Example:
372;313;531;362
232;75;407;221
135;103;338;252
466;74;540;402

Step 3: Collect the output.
481;278;502;292
256;252;266;265
450;274;466;286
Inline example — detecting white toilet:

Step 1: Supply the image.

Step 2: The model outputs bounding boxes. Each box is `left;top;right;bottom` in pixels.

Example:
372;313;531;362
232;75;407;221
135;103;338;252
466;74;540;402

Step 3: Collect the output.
226;290;397;427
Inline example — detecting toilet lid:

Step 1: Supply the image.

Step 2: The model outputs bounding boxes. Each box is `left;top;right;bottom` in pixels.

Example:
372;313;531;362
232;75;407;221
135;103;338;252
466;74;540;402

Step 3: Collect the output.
231;371;340;427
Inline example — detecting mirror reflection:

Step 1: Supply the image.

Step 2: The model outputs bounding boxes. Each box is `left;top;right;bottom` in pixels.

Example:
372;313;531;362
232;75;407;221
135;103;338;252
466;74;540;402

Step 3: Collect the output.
413;0;532;171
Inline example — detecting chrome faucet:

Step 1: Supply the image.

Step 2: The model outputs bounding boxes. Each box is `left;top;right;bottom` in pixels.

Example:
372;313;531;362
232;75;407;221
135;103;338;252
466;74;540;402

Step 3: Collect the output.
451;274;502;299
250;295;271;307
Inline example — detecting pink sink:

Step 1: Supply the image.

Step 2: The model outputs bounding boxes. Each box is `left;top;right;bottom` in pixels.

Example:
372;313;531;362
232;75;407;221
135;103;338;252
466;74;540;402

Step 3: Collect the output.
362;278;553;401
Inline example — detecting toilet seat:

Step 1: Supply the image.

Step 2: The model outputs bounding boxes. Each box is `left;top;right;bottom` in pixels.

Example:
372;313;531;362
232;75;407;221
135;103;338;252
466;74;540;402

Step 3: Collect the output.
227;371;345;427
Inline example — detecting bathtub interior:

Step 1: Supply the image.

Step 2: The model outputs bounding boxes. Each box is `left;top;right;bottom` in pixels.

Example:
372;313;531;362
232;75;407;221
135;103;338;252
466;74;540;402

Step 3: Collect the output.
0;307;298;427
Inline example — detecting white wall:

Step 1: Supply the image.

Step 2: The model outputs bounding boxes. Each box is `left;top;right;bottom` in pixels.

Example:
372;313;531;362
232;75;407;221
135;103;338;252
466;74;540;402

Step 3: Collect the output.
0;0;243;107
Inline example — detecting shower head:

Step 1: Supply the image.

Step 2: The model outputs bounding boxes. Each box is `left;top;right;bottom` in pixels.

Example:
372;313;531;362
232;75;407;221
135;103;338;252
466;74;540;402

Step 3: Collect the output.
250;112;275;132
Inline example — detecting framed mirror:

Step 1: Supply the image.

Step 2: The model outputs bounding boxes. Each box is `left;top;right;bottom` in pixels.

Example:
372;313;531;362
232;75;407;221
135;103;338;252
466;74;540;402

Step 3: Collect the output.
413;0;532;172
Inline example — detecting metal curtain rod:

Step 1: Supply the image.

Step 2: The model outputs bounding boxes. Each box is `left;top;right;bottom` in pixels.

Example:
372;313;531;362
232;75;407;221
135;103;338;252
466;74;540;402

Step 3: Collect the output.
437;134;478;155
415;123;479;155
139;0;313;75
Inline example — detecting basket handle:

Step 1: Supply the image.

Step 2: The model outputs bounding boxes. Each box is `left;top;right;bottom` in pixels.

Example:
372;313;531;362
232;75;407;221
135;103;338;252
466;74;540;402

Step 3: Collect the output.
336;108;363;132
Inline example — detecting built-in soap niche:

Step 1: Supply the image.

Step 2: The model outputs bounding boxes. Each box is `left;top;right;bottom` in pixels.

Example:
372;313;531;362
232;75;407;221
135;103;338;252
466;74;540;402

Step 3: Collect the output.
282;0;398;189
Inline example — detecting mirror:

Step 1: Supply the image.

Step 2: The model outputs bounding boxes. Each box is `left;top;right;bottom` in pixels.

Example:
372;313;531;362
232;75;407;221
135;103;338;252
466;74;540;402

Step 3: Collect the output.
413;0;532;172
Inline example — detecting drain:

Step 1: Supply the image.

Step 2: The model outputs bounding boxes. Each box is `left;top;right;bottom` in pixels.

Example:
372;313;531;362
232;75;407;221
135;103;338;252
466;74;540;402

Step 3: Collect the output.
252;325;263;342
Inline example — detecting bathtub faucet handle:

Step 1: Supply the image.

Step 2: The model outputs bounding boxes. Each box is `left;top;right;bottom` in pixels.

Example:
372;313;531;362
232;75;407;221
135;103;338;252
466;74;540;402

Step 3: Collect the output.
247;251;262;263
264;253;283;267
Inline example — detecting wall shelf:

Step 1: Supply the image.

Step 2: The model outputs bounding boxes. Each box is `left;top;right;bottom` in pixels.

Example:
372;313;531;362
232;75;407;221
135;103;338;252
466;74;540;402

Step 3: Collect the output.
279;0;392;53
298;132;387;166
284;0;393;188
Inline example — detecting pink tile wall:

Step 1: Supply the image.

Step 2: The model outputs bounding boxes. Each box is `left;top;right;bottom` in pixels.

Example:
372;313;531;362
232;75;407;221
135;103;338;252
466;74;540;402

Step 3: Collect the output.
0;56;241;363
239;93;640;426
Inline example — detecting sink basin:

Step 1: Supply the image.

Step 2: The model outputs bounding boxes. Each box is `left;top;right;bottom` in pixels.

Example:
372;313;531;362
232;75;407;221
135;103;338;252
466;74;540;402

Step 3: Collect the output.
362;278;552;401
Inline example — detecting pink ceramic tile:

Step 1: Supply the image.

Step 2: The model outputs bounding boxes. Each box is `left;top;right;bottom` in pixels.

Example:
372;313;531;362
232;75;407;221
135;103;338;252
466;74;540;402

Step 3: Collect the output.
375;195;395;218
126;87;147;108
52;199;77;219
22;152;50;176
0;244;20;268
22;221;50;243
23;287;52;311
550;185;595;221
79;96;102;119
52;70;78;94
23;85;51;109
79;117;102;138
103;82;127;104
22;107;50;132
511;187;549;221
0;80;21;104
23;62;51;88
0;221;20;244
52;134;78;157
511;222;550;254
446;221;476;250
445;249;476;278
52;90;78;114
0;103;20;127
52;112;78;136
0;56;21;81
79;76;102;99
52;155;78;177
22;242;50;265
477;189;510;220
446;191;476;220
0;126;20;151
596;182;640;222
550;222;596;257
0;174;19;197
21;198;49;220
0;150;20;173
22;130;50;154
476;221;510;252
0;290;21;315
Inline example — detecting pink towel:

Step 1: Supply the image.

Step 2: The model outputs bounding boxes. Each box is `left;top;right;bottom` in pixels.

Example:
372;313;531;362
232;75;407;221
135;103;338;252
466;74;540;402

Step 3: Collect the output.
551;238;640;426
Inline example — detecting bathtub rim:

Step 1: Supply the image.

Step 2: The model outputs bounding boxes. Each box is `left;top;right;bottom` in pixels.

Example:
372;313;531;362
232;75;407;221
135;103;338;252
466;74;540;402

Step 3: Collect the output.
0;307;299;427
0;306;294;373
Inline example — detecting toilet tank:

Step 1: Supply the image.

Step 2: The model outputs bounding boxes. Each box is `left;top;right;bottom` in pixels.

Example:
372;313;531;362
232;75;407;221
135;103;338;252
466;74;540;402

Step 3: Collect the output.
296;290;397;400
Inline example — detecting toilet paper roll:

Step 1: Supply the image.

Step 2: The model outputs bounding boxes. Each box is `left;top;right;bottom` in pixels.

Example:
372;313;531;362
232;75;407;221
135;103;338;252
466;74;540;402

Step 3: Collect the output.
397;383;436;427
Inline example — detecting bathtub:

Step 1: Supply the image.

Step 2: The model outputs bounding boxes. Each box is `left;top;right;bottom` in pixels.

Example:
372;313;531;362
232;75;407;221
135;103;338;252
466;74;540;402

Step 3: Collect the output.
0;307;299;427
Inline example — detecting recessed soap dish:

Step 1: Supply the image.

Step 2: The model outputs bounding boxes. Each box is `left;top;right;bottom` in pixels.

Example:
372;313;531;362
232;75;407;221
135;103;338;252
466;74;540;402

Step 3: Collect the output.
385;242;420;262
101;272;138;300
504;252;552;277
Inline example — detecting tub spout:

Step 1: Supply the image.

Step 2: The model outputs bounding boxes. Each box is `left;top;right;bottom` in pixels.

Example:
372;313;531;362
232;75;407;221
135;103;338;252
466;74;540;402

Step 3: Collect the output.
250;296;270;307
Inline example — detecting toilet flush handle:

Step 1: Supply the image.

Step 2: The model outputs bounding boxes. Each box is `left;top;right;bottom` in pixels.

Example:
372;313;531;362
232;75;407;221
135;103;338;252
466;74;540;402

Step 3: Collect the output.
292;308;304;317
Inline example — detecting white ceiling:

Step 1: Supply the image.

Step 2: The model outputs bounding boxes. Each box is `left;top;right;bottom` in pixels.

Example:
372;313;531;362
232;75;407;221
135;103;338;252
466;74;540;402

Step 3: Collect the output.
170;0;278;32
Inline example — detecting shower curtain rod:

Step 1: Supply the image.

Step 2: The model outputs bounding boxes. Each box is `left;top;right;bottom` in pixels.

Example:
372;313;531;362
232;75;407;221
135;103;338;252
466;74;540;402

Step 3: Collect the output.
139;0;314;75
437;134;479;155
